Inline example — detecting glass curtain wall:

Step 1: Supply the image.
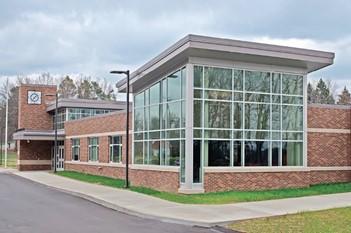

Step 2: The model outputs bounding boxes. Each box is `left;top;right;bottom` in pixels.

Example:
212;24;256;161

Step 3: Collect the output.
133;67;186;177
193;65;304;174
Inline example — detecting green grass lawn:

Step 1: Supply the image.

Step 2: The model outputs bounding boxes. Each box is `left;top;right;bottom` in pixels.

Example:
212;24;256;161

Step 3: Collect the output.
229;207;351;233
0;151;17;168
57;171;351;204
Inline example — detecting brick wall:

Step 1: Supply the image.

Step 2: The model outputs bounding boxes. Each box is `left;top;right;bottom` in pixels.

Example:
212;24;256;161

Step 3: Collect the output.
307;105;351;167
308;104;350;129
310;170;351;185
18;84;56;130
17;140;52;171
65;163;125;179
204;171;310;192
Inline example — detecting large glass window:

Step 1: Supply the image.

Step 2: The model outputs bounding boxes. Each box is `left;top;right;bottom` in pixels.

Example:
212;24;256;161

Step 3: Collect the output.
194;65;304;168
133;67;186;166
71;138;80;161
88;137;99;162
110;136;122;163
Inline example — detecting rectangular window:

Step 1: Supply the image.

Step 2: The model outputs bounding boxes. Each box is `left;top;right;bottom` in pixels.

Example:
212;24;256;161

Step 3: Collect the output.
110;136;122;163
204;67;232;90
192;65;304;170
71;139;80;161
88;137;99;162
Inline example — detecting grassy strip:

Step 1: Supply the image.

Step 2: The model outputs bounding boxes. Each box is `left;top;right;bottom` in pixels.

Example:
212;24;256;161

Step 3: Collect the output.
229;207;351;233
57;171;351;204
0;151;17;168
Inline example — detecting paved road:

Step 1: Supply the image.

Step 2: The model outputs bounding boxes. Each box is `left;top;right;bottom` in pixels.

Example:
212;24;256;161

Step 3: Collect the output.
0;173;228;233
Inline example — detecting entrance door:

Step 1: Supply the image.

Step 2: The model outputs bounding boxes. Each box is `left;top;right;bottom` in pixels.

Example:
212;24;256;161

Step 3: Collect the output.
56;145;64;171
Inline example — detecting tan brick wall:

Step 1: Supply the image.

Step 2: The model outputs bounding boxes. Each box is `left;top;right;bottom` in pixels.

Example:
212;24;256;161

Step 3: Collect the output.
310;170;351;185
130;169;179;193
308;133;351;166
204;171;311;192
65;163;125;179
308;105;350;129
18;84;56;130
64;163;179;193
307;105;351;167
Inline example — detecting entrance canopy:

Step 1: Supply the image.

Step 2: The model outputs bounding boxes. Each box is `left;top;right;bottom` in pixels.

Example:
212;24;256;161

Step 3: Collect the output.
13;129;65;141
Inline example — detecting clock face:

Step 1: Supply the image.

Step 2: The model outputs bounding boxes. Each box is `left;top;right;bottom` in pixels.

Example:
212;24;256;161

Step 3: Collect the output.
28;91;42;105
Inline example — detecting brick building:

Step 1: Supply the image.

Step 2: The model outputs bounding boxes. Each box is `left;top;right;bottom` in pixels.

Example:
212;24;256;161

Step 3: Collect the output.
13;35;351;194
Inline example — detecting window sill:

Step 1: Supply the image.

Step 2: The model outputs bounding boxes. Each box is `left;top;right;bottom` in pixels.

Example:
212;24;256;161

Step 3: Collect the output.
130;164;180;172
204;166;309;173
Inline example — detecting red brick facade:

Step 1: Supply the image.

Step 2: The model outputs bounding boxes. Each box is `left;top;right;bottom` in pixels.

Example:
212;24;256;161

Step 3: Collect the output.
15;84;351;193
204;171;310;192
18;84;56;130
17;85;56;170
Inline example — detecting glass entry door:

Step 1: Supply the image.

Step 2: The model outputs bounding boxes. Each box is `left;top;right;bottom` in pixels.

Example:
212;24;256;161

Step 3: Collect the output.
56;145;64;171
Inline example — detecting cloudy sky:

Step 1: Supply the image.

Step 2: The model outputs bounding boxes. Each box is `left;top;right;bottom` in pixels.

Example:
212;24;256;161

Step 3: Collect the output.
0;0;350;93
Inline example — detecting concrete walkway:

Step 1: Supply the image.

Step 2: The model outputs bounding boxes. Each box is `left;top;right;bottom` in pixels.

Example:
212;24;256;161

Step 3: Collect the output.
12;171;351;227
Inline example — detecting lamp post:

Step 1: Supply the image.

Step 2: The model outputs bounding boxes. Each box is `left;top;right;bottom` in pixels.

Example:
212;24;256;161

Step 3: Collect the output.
110;70;130;188
46;92;58;173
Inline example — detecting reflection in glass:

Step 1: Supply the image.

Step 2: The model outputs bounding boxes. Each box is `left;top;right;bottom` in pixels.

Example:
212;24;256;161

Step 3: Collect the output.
245;141;269;166
207;140;230;166
204;67;232;90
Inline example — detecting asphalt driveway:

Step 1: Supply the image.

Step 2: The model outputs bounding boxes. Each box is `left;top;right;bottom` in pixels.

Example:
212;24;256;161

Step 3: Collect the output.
0;173;225;233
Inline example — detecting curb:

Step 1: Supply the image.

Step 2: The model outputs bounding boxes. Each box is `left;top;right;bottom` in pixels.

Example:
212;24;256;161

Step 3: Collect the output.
11;172;224;228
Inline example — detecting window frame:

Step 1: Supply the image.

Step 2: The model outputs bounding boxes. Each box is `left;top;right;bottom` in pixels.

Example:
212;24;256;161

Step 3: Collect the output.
88;137;99;162
109;135;123;163
71;138;80;161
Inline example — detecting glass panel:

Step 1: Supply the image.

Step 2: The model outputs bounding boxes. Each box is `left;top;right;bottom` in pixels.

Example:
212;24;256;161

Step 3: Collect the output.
204;67;232;90
204;130;231;139
245;104;270;130
165;130;180;138
234;70;243;91
149;131;160;139
193;140;201;183
282;74;303;95
282;132;303;140
282;142;303;166
180;140;185;183
272;132;281;140
282;105;303;131
205;90;232;100
181;101;185;128
207;140;230;166
234;92;243;101
167;71;181;101
272;141;280;166
144;107;149;131
149;141;160;165
194;66;203;88
134;142;143;164
149;105;160;130
272;73;281;94
193;129;202;138
272;95;280;103
282;96;303;105
233;141;242;166
194;89;202;98
272;104;281;130
244;141;269;166
165;140;180;166
233;103;242;129
245;71;270;93
181;67;186;99
245;93;270;103
149;82;160;104
162;79;167;102
134;133;143;140
167;101;181;128
245;131;270;140
204;101;231;128
193;100;202;127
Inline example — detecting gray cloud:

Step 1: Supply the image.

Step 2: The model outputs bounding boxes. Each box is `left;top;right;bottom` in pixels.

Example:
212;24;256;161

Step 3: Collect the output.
0;0;350;90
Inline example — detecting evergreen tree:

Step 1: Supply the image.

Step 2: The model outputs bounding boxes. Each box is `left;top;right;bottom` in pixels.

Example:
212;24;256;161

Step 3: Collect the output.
315;79;335;104
307;82;314;103
77;78;94;99
337;86;351;105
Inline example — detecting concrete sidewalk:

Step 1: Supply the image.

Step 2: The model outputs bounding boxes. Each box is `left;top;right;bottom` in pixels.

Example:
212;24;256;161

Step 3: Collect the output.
13;171;351;227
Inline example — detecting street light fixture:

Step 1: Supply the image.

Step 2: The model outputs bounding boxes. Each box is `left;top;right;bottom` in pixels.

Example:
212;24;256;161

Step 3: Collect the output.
46;92;58;173
110;70;130;189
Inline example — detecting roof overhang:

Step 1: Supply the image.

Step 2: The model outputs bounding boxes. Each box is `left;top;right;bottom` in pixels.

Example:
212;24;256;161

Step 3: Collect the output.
117;34;334;93
13;129;65;141
46;98;128;112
